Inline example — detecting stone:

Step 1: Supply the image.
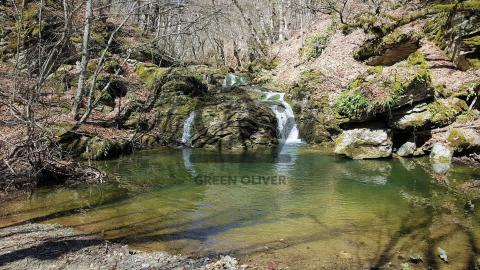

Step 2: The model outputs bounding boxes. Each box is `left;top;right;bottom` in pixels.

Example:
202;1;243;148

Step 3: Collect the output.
389;103;432;130
334;127;393;159
192;93;278;151
397;141;416;157
447;128;480;151
430;143;453;174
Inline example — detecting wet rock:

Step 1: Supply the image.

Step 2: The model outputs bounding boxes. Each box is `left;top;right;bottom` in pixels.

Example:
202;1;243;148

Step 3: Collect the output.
334;127;392;159
397;141;416;157
192;93;278;151
287;70;342;144
430;143;453;174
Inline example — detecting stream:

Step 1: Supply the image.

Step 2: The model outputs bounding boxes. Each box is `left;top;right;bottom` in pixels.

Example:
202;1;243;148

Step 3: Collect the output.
2;147;480;269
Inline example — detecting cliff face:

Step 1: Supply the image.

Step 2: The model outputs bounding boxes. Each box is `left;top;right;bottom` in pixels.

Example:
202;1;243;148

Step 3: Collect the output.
261;1;480;167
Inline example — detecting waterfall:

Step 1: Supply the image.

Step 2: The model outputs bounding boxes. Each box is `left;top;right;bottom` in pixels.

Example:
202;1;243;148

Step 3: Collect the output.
223;73;246;87
263;92;302;144
181;111;195;146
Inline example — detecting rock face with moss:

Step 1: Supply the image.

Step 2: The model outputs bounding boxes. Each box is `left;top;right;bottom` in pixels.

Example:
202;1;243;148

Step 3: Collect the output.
335;52;433;122
287;70;342;144
192;92;278;151
354;30;421;66
426;2;480;70
389;98;468;130
125;66;278;151
335;127;393;159
448;127;480;152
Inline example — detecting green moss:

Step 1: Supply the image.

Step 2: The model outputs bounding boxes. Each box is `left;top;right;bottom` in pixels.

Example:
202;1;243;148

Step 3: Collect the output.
91;31;106;47
87;60;97;73
428;98;467;124
69;34;81;43
457;110;480;123
135;63;159;80
335;52;432;120
103;59;122;74
299;25;335;61
48;70;75;92
367;66;383;75
433;1;480;11
334;91;372;119
468;58;480;69
464;35;480;46
428;100;455;124
146;67;168;89
138;134;158;146
81;137;124;160
448;128;468;148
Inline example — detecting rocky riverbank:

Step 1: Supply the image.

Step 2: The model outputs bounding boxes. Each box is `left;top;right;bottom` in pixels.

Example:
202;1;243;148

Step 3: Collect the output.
0;223;242;270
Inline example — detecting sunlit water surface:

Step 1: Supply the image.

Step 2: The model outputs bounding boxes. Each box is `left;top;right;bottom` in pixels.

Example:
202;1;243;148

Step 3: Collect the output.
2;146;480;269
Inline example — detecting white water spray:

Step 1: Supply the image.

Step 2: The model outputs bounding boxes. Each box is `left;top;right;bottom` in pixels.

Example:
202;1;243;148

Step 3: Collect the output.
263;92;302;144
223;73;246;87
181;111;196;146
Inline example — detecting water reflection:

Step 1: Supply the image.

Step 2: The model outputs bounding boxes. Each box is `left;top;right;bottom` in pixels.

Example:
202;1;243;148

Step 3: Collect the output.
182;148;197;177
274;143;300;176
2;148;480;269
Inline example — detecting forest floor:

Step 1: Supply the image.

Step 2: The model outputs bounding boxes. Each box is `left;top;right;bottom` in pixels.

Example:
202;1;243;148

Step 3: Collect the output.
0;223;242;270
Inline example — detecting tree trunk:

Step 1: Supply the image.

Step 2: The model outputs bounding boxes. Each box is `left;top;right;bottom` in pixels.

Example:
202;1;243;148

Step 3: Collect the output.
230;0;266;56
72;0;92;119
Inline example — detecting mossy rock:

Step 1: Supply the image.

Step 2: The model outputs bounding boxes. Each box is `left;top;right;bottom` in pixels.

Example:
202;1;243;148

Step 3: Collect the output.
46;64;76;92
137;134;158;147
149;67;207;97
428;98;468;125
123;111;148;131
93;74;128;101
354;30;421;66
135;62;159;80
81;137;129;160
447;128;480;151
124;44;174;66
103;59;123;74
335;52;432;121
298;25;335;62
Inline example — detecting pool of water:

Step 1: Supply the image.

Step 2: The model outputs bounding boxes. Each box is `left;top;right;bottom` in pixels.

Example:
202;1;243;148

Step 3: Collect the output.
2;146;480;269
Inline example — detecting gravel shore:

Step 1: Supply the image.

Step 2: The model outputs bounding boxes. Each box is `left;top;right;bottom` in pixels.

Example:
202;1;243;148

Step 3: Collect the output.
0;223;242;270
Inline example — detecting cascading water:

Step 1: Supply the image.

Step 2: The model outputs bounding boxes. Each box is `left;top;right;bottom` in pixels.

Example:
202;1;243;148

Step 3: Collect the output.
223;73;246;87
181;111;196;146
263;92;302;144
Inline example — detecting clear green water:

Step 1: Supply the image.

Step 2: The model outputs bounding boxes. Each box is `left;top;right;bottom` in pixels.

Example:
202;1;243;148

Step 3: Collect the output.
2;146;480;269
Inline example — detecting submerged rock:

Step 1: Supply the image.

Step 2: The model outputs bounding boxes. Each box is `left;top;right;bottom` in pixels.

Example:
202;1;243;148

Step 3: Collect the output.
334;127;393;159
430;143;453;174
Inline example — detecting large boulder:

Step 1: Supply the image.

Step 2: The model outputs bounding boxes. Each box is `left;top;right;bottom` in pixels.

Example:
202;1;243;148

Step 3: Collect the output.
397;141;417;157
335;127;393;159
192;93;278;151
